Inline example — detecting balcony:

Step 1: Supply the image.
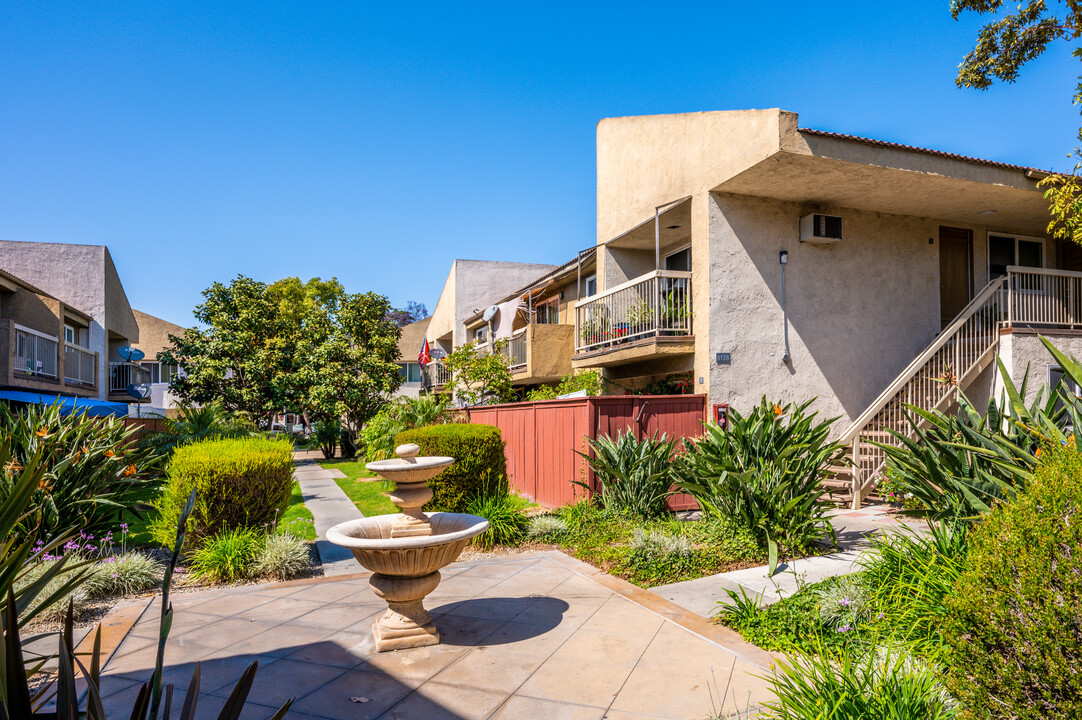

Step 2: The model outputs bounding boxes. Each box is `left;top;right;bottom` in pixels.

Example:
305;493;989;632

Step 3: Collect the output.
64;343;97;386
572;270;694;367
109;361;151;393
14;325;58;379
422;361;451;389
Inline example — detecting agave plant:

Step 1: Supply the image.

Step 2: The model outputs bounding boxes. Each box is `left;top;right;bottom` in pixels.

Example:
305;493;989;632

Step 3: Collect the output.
574;430;677;519
875;343;1082;521
673;398;846;573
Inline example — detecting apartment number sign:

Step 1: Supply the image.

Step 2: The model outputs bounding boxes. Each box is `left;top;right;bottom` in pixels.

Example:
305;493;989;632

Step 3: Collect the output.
716;353;731;365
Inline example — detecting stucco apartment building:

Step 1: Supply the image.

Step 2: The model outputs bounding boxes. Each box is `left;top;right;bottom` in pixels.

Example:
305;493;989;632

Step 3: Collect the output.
0;240;185;413
431;109;1082;505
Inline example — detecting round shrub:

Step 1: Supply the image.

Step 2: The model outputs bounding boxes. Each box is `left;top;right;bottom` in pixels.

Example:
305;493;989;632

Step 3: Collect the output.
943;447;1082;719
150;437;294;545
252;533;311;580
394;424;507;512
189;528;263;582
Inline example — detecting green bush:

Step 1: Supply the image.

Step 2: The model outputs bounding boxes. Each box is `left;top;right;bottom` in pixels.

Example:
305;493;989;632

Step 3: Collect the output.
361;395;447;462
312;419;340;459
674;397;845;572
860;521;967;659
465;493;529;549
189;528;263;582
762;646;957;720
527;514;567;539
526;370;603;401
150;436;293;545
943;447;1082;720
394;423;507;512
0;402;161;544
252;532;311;580
576;431;676;519
85;552;163;597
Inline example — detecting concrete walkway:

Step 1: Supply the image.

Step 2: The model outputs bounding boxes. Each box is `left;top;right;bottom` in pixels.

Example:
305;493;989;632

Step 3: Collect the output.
293;452;364;576
94;551;775;719
653;505;929;618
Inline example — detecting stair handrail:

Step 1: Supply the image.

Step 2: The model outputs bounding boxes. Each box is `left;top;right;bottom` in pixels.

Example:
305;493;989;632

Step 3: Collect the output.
840;274;1008;445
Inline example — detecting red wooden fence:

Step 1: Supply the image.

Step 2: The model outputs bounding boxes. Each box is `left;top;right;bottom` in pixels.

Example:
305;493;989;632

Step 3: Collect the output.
467;395;707;510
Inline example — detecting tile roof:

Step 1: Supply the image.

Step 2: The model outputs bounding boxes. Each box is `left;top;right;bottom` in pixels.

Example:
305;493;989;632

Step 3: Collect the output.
799;128;1047;175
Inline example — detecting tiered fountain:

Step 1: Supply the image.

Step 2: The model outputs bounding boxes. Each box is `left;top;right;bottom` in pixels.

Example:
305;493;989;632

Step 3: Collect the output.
327;443;489;652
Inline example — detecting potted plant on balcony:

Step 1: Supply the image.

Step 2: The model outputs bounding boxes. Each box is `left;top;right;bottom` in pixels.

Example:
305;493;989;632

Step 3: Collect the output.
624;298;655;341
660;293;689;336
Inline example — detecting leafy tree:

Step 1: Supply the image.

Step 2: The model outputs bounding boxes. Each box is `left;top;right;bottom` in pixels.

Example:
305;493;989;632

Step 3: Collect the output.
443;340;514;406
295;289;403;435
161;275;294;423
953;1;1082;241
164;275;401;430
386;300;430;328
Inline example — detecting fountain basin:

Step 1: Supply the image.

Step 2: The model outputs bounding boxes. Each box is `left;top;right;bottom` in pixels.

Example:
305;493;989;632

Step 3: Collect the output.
326;513;489;576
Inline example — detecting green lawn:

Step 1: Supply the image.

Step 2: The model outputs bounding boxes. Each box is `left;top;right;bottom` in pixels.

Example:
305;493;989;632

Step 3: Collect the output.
279;480;317;540
321;461;398;516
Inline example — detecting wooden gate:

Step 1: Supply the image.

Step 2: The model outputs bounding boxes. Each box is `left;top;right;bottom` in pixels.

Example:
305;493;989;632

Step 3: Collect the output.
467;395;706;510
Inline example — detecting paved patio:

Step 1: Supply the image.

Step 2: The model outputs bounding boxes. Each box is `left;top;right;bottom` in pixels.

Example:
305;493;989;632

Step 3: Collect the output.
92;551;774;719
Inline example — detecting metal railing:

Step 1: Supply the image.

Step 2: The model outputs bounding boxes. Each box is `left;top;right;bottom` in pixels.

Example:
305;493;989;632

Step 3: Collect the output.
14;325;58;378
423;361;451;388
574;270;692;352
841;264;1082;508
1005;266;1082;328
506;329;527;370
109;361;151;392
64;343;97;385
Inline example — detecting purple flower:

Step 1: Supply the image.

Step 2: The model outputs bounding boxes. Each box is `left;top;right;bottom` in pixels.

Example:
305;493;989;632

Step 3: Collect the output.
120;523;129;532
111;573;118;578
877;612;884;620
839;598;851;607
838;625;852;633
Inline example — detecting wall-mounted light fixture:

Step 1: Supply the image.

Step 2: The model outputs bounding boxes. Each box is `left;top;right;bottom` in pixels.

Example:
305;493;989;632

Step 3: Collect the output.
779;250;788;265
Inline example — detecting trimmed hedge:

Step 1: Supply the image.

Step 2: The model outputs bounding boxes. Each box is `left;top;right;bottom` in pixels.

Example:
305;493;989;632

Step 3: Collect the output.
943;446;1082;719
150;436;294;545
394;424;507;512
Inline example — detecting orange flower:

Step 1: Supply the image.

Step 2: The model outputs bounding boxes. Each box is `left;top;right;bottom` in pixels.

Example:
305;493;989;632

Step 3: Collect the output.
123;464;137;477
773;404;783;416
35;427;50;438
1036;447;1043;458
104;449;114;458
3;459;22;478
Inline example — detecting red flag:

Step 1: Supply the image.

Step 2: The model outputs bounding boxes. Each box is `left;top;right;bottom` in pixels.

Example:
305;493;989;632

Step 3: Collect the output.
418;337;431;367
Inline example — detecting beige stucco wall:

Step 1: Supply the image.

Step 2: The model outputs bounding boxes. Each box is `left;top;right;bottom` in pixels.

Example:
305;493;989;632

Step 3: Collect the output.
995;331;1082;407
708;193;948;427
426;259;559;350
132;309;186;360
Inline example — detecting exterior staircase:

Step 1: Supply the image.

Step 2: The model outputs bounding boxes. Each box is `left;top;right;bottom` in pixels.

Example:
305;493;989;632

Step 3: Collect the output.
833;273;1011;508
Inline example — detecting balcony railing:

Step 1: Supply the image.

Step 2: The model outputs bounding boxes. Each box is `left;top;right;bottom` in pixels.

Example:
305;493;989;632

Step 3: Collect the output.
506;329;527;371
109;361;151;392
574;270;692;352
14;325;58;378
423;361;451;388
64;343;97;386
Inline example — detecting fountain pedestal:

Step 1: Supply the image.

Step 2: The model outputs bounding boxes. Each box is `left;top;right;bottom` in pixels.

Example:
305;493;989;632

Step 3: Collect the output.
327;444;489;652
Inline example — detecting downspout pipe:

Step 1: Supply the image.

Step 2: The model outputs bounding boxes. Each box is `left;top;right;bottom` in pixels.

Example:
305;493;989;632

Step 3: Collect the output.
780;250;791;364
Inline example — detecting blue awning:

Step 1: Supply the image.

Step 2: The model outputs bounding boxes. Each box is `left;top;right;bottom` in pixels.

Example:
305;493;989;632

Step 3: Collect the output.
0;390;129;417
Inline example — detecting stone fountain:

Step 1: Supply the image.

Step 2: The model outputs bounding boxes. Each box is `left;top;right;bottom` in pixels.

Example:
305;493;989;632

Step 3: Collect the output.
326;443;489;652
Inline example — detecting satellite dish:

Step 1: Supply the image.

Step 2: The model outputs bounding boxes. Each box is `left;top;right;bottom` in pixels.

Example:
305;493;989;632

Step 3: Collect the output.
482;305;500;323
118;346;145;363
125;383;151;400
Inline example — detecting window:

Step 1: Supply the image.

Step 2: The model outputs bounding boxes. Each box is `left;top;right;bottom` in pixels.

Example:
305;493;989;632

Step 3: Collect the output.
398;362;422;383
534;297;559;324
140;361;177;384
989;234;1043;280
474;326;489;344
64;325;75;344
664;247;691;272
584;275;597;298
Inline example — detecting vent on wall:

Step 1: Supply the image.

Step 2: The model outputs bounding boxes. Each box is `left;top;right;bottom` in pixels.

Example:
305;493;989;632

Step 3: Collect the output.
799;213;843;244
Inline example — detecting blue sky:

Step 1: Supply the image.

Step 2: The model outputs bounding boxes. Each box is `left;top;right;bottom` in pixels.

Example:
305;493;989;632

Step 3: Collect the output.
1;2;1078;327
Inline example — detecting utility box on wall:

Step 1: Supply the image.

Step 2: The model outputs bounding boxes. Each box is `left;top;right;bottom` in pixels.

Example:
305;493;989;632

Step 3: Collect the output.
800;213;842;244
